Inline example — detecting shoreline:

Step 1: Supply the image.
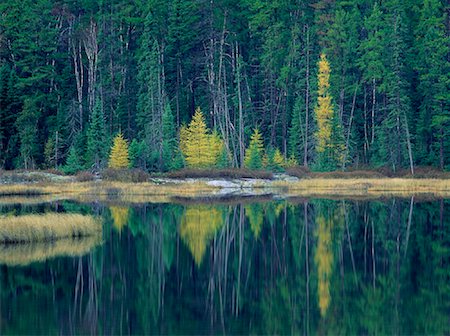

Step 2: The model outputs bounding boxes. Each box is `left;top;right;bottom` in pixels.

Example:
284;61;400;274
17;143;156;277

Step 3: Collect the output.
1;176;450;203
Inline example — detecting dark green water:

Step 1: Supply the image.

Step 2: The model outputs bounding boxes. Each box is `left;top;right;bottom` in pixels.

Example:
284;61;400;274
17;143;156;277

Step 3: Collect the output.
0;198;449;335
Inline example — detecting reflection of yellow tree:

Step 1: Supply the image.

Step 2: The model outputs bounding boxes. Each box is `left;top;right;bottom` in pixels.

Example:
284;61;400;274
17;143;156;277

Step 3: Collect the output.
245;204;264;239
314;214;333;317
179;206;224;266
110;206;130;232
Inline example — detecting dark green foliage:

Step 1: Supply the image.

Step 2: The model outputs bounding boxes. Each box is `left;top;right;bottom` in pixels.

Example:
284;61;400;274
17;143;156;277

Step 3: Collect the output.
63;146;83;175
86;101;107;171
0;0;448;172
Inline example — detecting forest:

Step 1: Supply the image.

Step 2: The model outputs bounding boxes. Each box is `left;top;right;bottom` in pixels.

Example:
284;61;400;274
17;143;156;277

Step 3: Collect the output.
0;0;449;173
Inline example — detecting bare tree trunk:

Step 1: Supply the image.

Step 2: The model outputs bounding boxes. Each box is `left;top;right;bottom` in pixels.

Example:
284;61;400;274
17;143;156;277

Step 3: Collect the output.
364;85;369;160
304;25;310;167
371;77;376;145
83;19;98;115
343;83;358;168
70;18;84;131
403;114;414;175
236;44;245;168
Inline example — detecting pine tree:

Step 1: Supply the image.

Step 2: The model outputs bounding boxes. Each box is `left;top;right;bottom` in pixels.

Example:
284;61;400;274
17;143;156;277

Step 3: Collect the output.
109;132;130;169
86;100;107;171
63;146;83;175
244;128;264;170
314;54;345;171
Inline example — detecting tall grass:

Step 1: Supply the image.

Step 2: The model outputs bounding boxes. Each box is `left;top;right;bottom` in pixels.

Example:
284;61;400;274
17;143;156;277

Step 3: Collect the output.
275;178;450;197
0;236;102;266
0;213;102;243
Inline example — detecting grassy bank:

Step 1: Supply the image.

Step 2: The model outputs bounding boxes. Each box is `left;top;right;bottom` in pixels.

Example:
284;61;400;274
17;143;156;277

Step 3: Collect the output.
0;213;102;243
0;176;450;203
275;178;450;197
0;236;102;266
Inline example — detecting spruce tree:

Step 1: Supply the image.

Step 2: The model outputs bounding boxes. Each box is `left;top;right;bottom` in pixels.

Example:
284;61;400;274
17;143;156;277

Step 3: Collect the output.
86;100;107;171
63;146;83;175
415;0;450;169
244;128;264;170
161;103;177;170
16;97;40;169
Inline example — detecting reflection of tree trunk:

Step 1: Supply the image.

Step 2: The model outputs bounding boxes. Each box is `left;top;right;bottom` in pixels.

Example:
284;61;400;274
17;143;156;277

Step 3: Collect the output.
364;207;368;277
304;202;310;335
343;202;357;283
236;204;244;316
404;196;414;258
372;219;376;289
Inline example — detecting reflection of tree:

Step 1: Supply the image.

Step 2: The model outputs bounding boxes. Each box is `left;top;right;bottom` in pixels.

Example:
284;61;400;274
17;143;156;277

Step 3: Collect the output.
314;214;333;317
245;204;263;239
110;206;130;232
179;205;224;266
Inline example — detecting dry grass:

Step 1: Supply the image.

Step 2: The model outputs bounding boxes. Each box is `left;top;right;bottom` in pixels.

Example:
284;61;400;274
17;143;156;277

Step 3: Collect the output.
0;176;450;205
0;236;102;266
275;178;450;197
0;213;102;243
0;180;218;198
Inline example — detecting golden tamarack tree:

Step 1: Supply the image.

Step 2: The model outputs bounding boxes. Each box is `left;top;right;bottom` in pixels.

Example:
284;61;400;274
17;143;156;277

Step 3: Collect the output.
109;132;130;169
180;107;223;168
314;54;345;171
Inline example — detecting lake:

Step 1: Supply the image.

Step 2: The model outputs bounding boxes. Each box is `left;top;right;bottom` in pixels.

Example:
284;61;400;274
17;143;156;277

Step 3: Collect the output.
0;197;449;335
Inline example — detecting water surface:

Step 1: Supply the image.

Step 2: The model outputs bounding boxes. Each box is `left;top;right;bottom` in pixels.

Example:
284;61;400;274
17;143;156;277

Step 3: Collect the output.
0;198;449;335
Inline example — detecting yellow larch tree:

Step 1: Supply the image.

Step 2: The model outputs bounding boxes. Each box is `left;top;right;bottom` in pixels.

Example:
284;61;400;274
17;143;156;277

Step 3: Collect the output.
314;54;345;171
109;132;130;169
179;107;223;168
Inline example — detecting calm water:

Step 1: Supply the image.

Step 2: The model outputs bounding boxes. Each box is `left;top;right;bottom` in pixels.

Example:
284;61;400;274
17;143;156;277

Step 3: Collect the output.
0;198;449;335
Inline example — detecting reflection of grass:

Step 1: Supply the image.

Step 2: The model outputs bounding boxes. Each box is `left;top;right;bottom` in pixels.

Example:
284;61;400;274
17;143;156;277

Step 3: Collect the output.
0;235;102;266
0;213;102;243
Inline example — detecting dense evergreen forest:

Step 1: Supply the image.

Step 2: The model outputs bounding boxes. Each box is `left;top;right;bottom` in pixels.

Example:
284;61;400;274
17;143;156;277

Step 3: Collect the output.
0;0;449;173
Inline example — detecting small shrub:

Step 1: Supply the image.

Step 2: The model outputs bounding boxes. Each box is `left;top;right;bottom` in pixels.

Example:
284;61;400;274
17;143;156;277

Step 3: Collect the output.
102;168;150;182
75;171;96;182
166;168;273;180
285;166;311;178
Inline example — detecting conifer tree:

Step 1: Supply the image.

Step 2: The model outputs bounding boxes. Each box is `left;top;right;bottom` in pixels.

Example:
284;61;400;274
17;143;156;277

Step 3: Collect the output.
109;132;130;169
244;128;264;170
161;104;178;170
63;146;83;175
16;97;40;169
314;54;345;171
86;100;107;171
415;0;450;169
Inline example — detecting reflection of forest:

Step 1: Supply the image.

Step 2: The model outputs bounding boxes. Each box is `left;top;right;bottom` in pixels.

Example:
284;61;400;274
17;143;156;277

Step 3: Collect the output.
0;199;448;335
